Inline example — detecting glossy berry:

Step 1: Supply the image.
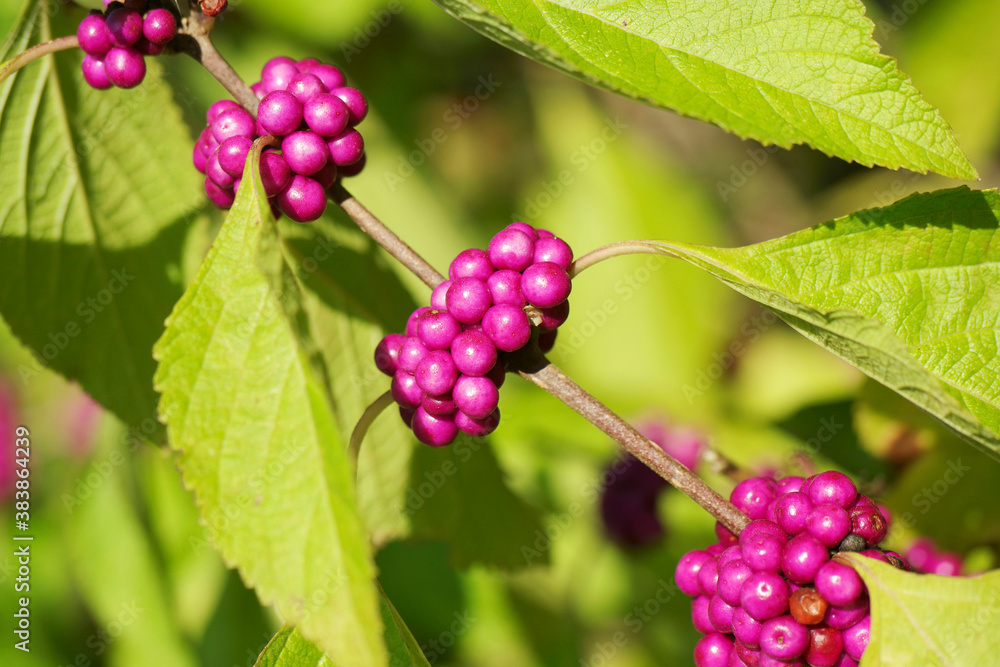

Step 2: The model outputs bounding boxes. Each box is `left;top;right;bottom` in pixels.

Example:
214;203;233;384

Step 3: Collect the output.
807;472;858;509
453;375;500;420
697;557;720;597
275;175;327;222
206;99;240;124
281;131;329;176
709;595;736;633
103;47;145;88
806;504;852;548
411;407;457;447
415;350;459;397
142;8;177;45
397;337;429;374
206;151;236;188
390;371;423;410
327;128;365;166
730;478;776;521
430;280;451;310
455;408;500;437
218;136;253;177
260;152;292;196
105;8;142;47
849;507;887;547
676;550;713;597
841;617;870;661
421;392;457;417
814;560;863;607
303;93;351;137
806;627;844;667
692;596;714;634
533;236;573;269
309;64;347;91
739;520;787;549
774;492;812;536
212;107;255;143
78;14;112;56
718;559;753;606
760;616;808;661
742;533;785;573
445;278;493;324
261;56;299;93
374;333;404;375
330;86;369;125
450;249;494;281
287;72;326;103
487;269;527;308
417;311;462;350
81;55;112;90
520;262;571;308
740;571;790;621
482;305;531;352
488;228;535;271
406;307;432;337
823;597;869;630
694;633;734;667
732;607;762;648
258;91;304;137
450;331;497;376
789;587;827;625
781;533;829;585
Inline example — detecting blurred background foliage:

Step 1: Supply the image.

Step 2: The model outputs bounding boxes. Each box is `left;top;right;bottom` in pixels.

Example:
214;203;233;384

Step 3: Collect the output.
2;0;1000;664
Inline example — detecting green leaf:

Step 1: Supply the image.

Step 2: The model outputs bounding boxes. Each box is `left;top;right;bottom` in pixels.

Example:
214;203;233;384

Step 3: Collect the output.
254;590;431;667
153;151;386;667
648;187;1000;456
844;554;1000;665
0;2;202;430
432;0;976;180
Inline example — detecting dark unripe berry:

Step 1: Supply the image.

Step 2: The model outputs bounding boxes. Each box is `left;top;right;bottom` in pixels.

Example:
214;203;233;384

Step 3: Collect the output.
538;330;558;353
142;8;177;45
78;14;112;56
104;47;145;88
836;534;867;553
789;587;827;626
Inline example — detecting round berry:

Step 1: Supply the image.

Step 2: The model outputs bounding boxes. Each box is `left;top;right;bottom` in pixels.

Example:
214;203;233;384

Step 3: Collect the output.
282;131;329;176
81;55;112;89
775;476;805;494
455;408;500;437
327;128;365;166
397;336;429;374
206;99;240;124
732;607;762;648
142;8;177;45
417;311;462;350
781;533;830;584
482;305;531;352
739;520;787;550
842;616;870;661
287;72;326;102
446;278;492;324
676;550;712;597
212;107;255;143
450;331;497;376
719;544;743;567
789;587;827;626
406;307;432;337
695;633;734;667
330;86;368;125
928;553;962;576
692;595;713;634
206;150;236;188
260;151;292;197
806;504;852;548
823;597;869;630
453;375;500;420
487;269;527;307
450;249;494;281
412;407;457;447
422;392;458;416
740;571;790;621
742;533;785;572
731;478;776;521
218;136;253;177
805;626;844;667
774;492;812;536
709;595;736;633
303;93;351;137
204;178;235;208
105;8;142;47
103;47;145;88
261;56;299;93
430;280;452;310
807;472;858;509
734;642;761;667
697;557;720;597
814;560;864;607
309;64;347;91
533;236;573;269
716;523;738;547
415;350;459;397
520;262;571;308
258;90;304;137
760;616;808;661
275;175;327;222
78;14;112;56
374;333;404;375
390;370;423;409
718;558;753;606
849;507;887;547
488;228;535;271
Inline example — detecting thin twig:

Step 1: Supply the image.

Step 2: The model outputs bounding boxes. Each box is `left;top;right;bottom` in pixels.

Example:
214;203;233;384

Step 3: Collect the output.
570;241;666;278
329;183;446;290
349;391;394;469
175;11;258;114
0;35;78;85
509;344;749;534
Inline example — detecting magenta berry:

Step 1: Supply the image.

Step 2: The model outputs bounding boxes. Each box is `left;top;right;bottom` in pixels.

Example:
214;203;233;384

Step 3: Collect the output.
692;596;714;634
204;178;235;208
533;236;573;269
258;91;304;137
411;407;457;447
417;311;462;350
390;371;423;410
841;616;869;661
422;393;457;417
806;504;852;548
430;280;451;310
781;533;829;584
103;47;145;88
397;337;429;374
450;249;494;281
450;331;497;376
482;305;531;352
731;478;776;521
415;350;459;397
760;616;808;661
742;533;785;573
281;131;329;176
695;633;734;667
275;175;327;223
709;595;737;633
732;607;762;648
374;334;404;375
486;269;527;308
453;375;500;420
677;550;713;596
207;99;240;124
206;151;237;188
327;128;365;166
806;627;844;667
446;278;493;324
212;107;255;143
814;560;863;607
218;136;253;177
406;307;432;337
697;557;720;597
259;152;292;197
718;559;753;606
740;571;790;621
520;262;571;308
105;8;142;47
142;8;177;45
81;55;112;90
78;14;112;56
807;472;858;510
309;64;347;91
287;72;326;103
303;93;351;137
330;87;369;125
261;57;299;93
454;408;500;437
774;492;812;536
823;597;869;630
488;228;535;272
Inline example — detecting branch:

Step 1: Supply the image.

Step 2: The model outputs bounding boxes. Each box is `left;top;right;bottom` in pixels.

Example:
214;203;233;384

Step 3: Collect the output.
175;11;258;114
329;183;446;290
509;344;749;534
570;241;666;278
0;36;78;85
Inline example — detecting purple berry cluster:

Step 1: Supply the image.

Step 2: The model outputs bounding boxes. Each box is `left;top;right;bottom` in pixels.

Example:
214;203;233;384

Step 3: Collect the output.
194;57;368;222
77;1;178;90
904;537;964;576
374;223;574;447
600;421;705;548
676;471;906;667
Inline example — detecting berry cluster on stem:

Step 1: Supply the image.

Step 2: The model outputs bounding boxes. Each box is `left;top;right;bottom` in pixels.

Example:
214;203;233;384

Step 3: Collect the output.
77;1;178;90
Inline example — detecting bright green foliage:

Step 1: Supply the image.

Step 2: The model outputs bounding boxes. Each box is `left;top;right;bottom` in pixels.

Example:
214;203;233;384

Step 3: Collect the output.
254;592;430;667
0;3;202;430
153;152;386;667
432;0;976;179
844;554;1000;665
653;187;1000;456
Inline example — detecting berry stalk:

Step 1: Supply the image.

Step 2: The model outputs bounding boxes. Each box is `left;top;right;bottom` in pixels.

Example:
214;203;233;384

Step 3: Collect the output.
509;344;750;534
569;240;666;278
0;35;79;85
175;10;259;113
